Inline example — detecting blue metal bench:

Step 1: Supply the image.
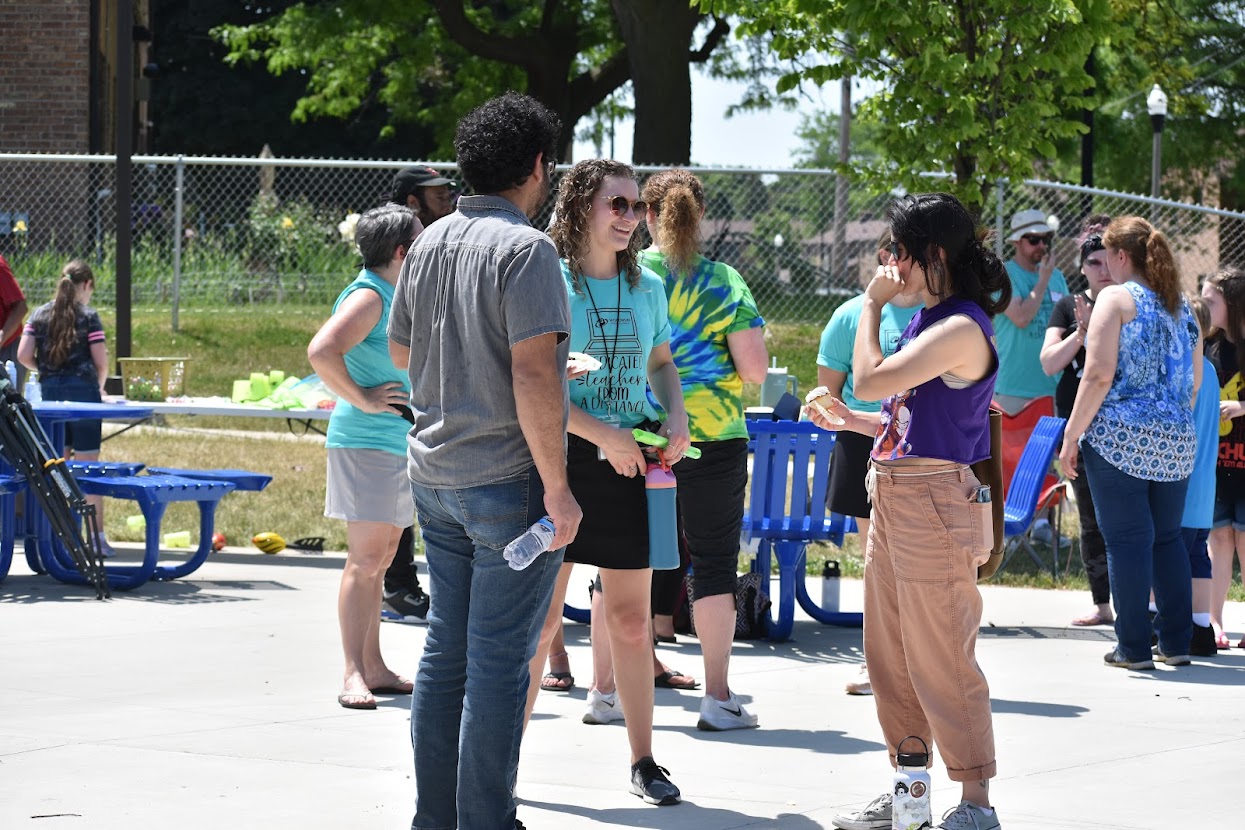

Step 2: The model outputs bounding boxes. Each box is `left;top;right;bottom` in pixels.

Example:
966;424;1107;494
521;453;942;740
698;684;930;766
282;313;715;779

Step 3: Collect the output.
67;460;147;477
0;472;26;581
59;474;238;590
146;467;273;492
744;420;863;641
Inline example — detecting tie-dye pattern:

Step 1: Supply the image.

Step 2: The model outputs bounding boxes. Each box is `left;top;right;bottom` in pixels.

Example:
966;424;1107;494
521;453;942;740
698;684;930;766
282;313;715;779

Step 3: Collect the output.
639;250;765;442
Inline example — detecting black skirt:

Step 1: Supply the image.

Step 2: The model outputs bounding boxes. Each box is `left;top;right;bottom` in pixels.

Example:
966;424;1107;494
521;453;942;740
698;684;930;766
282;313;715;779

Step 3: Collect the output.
565;434;650;569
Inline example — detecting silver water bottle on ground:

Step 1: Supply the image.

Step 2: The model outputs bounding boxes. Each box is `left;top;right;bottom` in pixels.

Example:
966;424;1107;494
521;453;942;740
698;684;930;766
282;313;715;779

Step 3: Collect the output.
821;559;841;613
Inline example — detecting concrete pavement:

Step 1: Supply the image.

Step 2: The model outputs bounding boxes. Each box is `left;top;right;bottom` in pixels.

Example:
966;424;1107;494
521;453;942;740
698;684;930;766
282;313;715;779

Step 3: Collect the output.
2;547;1242;829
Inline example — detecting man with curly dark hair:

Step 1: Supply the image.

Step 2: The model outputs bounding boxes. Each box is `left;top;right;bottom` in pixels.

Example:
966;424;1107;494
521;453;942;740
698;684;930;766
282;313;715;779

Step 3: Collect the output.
388;92;581;830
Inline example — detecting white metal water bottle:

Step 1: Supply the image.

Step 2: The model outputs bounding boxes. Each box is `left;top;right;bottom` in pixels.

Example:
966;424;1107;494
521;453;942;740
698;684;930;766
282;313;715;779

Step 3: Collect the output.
893;736;933;830
821;559;841;612
503;517;556;571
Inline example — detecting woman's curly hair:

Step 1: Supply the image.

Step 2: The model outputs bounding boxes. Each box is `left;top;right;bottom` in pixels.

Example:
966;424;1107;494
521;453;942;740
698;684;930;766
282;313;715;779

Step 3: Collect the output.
549;159;642;295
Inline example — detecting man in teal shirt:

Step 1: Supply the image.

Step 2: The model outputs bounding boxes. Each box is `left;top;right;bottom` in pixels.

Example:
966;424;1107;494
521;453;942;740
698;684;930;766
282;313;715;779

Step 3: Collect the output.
995;209;1068;415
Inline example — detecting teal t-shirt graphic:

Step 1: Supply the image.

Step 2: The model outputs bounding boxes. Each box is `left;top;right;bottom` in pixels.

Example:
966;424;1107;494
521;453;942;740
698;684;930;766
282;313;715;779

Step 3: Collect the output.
563;261;670;427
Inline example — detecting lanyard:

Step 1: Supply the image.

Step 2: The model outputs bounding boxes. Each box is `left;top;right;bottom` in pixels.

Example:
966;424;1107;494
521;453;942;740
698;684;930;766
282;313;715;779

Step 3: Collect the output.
582;274;621;400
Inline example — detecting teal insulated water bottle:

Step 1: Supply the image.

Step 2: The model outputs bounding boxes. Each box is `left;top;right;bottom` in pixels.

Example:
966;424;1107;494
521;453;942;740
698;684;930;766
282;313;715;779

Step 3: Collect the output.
645;462;680;570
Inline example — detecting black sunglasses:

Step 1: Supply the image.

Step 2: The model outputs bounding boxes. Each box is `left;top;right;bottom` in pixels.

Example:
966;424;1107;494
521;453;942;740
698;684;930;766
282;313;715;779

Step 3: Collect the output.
602;195;647;217
545;159;557;179
1022;233;1054;245
887;241;907;262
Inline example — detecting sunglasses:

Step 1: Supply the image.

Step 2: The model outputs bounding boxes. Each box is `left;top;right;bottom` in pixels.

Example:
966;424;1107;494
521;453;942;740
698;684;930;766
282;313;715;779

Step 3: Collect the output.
1022;234;1054;246
545;158;557;179
602;195;647;217
887;241;907;261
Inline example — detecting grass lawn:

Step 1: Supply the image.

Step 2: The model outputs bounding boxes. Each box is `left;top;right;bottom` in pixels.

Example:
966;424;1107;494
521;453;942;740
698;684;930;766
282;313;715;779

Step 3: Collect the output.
81;308;1245;600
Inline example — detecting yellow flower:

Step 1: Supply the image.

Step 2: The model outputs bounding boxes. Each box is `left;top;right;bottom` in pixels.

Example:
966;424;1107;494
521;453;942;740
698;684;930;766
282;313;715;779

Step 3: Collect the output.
13;220;27;233
280;216;295;229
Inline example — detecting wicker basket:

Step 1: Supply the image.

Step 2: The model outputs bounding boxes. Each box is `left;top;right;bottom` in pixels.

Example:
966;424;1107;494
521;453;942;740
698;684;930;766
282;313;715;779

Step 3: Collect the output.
119;357;189;401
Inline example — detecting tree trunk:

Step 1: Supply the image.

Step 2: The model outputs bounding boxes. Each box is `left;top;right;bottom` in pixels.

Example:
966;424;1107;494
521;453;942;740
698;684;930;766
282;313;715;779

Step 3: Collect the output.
611;0;697;165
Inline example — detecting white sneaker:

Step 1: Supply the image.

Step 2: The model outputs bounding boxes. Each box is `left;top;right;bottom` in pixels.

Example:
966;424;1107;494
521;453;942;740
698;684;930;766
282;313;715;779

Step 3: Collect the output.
582;689;624;725
832;792;892;830
696;692;759;731
845;664;872;696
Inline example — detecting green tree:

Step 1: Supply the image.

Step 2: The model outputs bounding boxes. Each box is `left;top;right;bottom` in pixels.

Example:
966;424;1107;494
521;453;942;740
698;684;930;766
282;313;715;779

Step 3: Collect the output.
213;0;742;164
701;0;1117;209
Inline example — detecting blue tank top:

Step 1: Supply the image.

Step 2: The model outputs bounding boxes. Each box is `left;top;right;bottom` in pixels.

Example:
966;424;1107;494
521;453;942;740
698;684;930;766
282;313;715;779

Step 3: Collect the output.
325;269;412;457
871;297;998;465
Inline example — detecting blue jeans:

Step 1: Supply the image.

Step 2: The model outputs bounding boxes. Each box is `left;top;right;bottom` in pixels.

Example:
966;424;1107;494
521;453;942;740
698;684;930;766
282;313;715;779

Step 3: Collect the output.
1082;443;1192;661
409;465;563;830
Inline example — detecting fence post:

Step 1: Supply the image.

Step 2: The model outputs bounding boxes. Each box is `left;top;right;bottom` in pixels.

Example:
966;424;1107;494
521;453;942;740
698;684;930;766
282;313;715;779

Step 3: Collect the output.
994;179;1006;259
171;155;184;332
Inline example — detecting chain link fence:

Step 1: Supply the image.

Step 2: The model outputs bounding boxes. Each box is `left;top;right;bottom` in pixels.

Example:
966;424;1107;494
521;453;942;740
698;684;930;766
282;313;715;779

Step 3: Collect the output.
3;153;1244;324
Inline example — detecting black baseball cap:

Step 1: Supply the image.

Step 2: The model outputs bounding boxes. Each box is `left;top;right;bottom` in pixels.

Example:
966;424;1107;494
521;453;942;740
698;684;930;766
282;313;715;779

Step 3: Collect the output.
390;166;454;204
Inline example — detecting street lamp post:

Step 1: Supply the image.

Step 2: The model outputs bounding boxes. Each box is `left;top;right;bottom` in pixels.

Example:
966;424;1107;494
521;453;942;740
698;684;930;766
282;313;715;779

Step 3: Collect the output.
1147;84;1167;200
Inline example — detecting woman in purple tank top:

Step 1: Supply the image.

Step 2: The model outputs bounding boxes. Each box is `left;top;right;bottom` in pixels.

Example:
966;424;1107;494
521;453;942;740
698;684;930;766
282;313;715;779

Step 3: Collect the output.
806;193;1012;830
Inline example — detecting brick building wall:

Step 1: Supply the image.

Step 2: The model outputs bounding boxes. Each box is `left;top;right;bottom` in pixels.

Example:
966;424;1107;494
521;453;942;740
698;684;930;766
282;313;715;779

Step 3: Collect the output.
0;1;92;153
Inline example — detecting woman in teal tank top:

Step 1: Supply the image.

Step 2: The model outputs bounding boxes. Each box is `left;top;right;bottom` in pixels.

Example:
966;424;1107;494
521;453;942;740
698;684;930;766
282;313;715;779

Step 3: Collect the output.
308;204;421;711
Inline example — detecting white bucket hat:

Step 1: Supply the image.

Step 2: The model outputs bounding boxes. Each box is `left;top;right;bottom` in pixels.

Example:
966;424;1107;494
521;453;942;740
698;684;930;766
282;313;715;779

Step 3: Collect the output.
1007;209;1054;242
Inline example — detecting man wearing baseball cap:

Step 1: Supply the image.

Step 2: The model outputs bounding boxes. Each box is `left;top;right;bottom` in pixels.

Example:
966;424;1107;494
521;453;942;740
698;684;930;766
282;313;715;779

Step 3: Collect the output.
377;167;458;627
994;208;1069;415
390;166;456;229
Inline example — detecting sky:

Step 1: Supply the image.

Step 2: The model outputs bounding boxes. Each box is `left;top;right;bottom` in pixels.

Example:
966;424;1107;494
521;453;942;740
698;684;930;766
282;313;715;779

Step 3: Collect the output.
571;72;835;170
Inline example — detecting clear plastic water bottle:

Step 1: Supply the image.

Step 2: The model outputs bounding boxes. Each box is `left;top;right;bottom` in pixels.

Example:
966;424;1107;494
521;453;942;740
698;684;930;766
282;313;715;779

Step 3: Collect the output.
503;517;556;571
24;370;42;404
4;360;16;388
893;736;933;830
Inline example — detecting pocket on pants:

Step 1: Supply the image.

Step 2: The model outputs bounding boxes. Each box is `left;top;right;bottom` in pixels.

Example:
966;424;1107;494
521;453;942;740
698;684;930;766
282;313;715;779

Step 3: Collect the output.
454;472;533;551
969;499;993;568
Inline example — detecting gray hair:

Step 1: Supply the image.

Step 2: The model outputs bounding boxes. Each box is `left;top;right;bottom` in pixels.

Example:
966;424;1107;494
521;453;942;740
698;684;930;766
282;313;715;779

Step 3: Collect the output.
356;204;416;269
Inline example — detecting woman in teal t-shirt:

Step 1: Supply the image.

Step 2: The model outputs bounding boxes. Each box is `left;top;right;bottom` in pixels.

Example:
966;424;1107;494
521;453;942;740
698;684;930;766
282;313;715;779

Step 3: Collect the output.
526;159;690;806
308;204;420;711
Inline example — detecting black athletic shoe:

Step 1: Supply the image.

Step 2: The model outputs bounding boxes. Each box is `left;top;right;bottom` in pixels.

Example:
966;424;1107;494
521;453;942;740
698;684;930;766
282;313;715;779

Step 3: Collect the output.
629;756;681;805
381;586;429;624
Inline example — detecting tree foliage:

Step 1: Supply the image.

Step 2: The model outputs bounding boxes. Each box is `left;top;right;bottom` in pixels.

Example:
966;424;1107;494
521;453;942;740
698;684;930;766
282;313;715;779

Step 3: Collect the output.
702;0;1116;208
213;0;747;164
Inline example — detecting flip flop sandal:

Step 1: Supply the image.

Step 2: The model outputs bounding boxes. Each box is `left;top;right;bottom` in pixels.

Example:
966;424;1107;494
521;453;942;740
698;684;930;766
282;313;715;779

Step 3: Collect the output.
654;669;700;690
338;692;377;710
1216;632;1231;649
1070;613;1112;626
540;671;575;692
369;683;413;695
654;634;677;645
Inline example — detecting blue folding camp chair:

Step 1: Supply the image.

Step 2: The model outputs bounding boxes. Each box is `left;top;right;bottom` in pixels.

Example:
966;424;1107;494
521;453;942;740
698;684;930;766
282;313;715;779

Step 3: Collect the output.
998;415;1068;575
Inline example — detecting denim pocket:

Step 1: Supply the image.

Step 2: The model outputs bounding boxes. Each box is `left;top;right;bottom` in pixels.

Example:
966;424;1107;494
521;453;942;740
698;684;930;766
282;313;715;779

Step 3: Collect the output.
454;471;532;551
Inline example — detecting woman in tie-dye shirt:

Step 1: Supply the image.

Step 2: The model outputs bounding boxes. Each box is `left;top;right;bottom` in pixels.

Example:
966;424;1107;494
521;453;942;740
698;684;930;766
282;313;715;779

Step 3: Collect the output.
639;169;768;731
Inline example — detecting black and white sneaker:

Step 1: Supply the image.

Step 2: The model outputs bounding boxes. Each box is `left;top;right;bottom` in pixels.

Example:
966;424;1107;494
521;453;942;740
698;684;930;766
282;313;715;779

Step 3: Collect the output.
381;586;429;624
629;756;681;805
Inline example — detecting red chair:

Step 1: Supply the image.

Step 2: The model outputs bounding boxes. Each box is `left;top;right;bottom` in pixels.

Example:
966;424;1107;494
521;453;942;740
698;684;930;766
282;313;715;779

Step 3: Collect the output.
995;396;1069;573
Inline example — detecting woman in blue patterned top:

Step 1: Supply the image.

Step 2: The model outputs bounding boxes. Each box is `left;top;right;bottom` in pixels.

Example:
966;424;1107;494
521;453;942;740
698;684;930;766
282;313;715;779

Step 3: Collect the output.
1059;216;1201;671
